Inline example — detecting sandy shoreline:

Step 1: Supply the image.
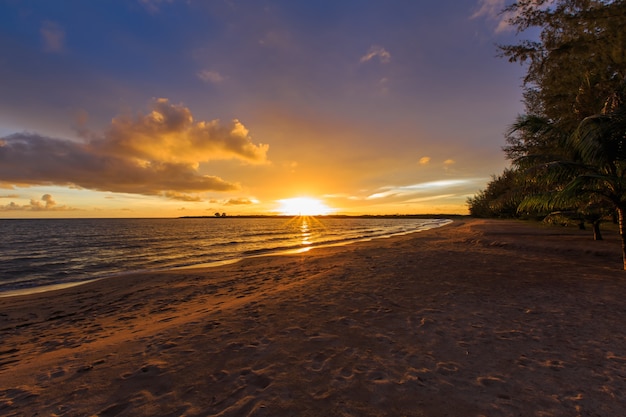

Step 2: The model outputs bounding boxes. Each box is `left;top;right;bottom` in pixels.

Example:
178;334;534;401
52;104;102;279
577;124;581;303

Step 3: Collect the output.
1;218;625;416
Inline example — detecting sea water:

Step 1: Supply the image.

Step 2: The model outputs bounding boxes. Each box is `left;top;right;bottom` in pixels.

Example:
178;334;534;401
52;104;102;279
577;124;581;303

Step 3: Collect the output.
0;216;451;295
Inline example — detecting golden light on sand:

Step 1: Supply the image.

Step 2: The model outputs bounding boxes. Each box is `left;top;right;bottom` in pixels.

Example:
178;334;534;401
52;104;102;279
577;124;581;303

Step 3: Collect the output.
277;197;334;216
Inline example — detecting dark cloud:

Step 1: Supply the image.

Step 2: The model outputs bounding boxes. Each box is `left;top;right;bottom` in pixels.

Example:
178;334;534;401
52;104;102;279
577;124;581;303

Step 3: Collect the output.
0;99;269;198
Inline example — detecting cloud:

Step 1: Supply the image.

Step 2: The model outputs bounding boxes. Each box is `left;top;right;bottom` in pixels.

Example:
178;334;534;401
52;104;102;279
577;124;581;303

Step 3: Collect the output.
95;98;268;164
378;77;390;95
0;194;20;198
366;180;472;200
162;191;203;202
41;21;66;53
283;161;298;173
32;193;64;210
225;198;256;205
405;194;456;203
0;99;269;198
258;30;292;50
197;70;227;84
360;45;391;64
138;0;175;13
0;194;77;211
471;0;505;20
470;0;514;33
419;156;431;165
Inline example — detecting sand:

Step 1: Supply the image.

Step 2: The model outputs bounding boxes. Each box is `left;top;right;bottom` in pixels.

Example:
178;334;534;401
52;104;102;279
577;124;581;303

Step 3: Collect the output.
1;218;626;417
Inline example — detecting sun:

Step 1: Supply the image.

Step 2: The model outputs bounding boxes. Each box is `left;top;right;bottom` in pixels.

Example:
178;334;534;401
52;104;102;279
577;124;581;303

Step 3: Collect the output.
277;197;334;216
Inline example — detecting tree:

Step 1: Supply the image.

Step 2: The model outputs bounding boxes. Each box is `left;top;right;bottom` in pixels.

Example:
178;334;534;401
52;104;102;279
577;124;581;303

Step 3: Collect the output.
499;0;626;129
570;89;626;263
467;169;524;218
470;0;626;268
515;82;626;265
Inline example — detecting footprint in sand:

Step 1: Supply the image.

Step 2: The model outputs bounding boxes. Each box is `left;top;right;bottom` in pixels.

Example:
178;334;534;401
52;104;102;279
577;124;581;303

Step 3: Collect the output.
0;347;21;369
542;359;565;370
435;361;460;375
120;362;167;380
307;351;331;372
97;401;129;417
476;375;507;387
308;335;338;344
35;366;67;381
366;369;390;384
240;368;272;391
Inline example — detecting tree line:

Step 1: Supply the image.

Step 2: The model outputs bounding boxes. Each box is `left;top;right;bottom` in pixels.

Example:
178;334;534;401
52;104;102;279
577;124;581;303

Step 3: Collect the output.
467;0;626;268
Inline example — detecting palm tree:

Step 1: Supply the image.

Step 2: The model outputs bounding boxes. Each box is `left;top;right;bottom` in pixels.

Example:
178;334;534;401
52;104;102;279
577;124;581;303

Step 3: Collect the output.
568;91;626;268
488;0;626;268
519;86;626;268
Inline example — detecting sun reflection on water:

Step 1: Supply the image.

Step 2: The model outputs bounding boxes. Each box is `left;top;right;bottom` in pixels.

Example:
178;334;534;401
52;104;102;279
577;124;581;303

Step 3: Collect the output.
300;217;311;246
284;215;328;251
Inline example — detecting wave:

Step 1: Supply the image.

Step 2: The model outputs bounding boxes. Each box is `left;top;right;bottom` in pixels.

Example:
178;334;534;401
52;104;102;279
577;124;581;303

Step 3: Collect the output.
0;217;452;294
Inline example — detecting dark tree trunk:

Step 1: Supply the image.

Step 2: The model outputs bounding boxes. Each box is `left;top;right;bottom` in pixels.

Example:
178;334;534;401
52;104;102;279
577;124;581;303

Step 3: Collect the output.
618;206;626;270
592;220;603;241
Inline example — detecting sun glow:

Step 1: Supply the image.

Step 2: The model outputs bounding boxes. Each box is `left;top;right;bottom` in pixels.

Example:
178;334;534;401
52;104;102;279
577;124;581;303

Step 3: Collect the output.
277;197;334;216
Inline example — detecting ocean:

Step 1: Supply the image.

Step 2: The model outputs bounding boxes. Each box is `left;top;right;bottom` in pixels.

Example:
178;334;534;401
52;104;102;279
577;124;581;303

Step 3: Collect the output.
0;216;451;296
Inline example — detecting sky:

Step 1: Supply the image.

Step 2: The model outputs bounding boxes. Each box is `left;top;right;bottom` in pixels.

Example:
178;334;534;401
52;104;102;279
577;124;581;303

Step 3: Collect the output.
0;0;527;218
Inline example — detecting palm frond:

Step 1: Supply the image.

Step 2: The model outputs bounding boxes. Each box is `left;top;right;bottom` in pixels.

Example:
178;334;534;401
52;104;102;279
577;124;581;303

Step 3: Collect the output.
517;191;568;213
558;174;618;204
572;109;626;166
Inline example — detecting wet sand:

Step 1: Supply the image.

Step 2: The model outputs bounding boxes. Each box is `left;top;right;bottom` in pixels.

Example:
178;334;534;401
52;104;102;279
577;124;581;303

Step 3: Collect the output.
1;218;625;416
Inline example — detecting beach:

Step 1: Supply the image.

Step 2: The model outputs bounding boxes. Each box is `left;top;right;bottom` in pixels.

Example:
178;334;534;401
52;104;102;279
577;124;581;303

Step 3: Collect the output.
1;218;626;416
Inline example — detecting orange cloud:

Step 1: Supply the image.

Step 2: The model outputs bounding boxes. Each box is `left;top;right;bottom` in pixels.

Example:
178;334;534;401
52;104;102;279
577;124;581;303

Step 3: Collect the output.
95;98;268;165
161;192;204;202
0;99;268;198
0;194;77;211
225;198;257;205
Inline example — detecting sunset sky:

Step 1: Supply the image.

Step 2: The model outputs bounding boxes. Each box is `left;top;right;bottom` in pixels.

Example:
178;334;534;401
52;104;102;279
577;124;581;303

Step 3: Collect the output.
0;0;526;218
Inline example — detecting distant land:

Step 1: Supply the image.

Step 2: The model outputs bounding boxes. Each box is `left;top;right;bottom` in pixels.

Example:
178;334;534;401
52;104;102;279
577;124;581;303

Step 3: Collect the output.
179;214;465;219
